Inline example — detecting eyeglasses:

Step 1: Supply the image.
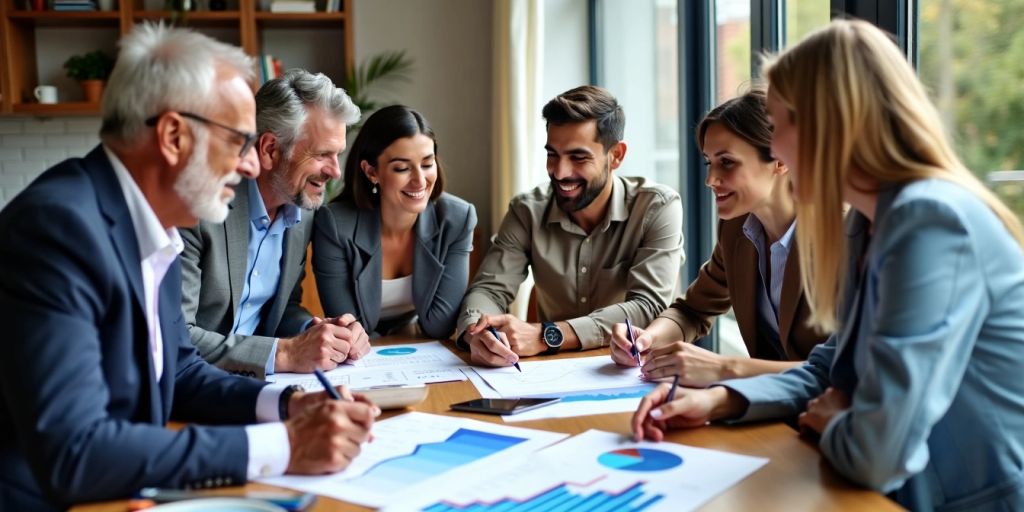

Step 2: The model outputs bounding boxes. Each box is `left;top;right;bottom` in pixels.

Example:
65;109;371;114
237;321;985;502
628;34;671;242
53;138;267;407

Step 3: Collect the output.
145;111;257;158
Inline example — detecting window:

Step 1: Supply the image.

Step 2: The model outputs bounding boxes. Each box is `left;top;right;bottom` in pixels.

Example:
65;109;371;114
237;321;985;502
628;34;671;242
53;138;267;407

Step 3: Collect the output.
594;0;680;193
716;0;751;103
918;0;1024;221
785;0;832;44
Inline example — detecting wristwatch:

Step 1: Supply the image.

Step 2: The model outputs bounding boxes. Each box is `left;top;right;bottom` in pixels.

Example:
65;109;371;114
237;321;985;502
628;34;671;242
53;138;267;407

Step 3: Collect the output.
541;322;564;355
278;384;303;420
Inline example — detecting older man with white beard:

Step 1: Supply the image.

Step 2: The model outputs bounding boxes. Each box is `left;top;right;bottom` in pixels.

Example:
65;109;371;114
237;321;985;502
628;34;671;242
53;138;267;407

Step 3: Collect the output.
180;69;370;380
0;25;378;511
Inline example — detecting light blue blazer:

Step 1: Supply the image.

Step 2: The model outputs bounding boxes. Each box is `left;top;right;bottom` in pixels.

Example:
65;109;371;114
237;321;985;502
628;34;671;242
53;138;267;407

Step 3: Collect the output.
723;179;1024;511
312;192;477;339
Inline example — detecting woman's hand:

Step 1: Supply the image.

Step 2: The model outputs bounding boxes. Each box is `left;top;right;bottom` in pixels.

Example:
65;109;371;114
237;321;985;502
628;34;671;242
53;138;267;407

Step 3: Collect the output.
641;341;736;387
631;384;745;442
798;387;851;436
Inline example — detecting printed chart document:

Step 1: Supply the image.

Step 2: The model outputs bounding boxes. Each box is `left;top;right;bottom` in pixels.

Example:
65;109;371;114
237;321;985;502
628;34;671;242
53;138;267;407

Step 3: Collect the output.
386;429;768;512
259;412;567;508
268;341;469;390
468;356;652;421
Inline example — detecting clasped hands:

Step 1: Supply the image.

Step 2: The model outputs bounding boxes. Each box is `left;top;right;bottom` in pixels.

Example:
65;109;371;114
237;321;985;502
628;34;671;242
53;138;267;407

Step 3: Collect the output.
275;313;371;373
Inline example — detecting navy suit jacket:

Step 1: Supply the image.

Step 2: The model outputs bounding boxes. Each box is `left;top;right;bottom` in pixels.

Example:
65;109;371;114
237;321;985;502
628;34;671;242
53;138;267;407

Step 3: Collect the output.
0;147;267;510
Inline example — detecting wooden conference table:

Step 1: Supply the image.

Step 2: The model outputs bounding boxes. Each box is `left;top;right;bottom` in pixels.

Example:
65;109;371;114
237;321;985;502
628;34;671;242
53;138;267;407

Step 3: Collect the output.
73;338;901;512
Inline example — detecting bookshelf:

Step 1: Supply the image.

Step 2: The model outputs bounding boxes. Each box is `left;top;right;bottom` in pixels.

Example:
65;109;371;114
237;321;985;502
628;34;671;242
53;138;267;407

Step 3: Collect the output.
0;0;353;116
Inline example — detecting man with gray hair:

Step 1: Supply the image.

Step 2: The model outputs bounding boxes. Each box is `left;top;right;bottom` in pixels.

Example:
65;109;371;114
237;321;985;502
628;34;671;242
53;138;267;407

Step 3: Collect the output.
0;25;377;511
181;69;368;379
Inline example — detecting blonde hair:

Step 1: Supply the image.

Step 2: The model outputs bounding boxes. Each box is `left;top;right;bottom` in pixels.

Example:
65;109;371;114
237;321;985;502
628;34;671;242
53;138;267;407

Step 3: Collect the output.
764;19;1024;332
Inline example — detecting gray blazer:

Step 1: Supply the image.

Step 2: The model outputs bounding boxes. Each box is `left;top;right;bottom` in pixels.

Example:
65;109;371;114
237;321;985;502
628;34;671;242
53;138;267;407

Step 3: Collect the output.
312;192;476;339
723;179;1024;511
180;180;314;379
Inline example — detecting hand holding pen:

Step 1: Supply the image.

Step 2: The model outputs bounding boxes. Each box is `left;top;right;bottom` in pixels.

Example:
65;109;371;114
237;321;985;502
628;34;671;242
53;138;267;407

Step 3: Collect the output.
624;318;642;368
488;326;522;372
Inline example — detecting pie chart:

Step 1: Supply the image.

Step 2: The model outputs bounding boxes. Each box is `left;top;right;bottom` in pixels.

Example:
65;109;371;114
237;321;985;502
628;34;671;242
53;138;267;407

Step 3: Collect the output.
597;448;683;472
377;347;417;356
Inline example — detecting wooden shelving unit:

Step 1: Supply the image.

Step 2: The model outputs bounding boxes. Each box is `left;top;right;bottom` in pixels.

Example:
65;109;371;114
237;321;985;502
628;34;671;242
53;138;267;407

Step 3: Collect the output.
0;0;353;116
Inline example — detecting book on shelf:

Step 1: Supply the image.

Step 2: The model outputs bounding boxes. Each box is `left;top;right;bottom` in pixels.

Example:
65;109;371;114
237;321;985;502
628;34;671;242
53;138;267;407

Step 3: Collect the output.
259;54;284;84
268;0;315;12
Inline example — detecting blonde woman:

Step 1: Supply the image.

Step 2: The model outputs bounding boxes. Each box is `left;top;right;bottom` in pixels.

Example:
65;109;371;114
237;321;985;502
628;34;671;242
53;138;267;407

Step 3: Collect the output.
608;90;829;386
632;20;1024;510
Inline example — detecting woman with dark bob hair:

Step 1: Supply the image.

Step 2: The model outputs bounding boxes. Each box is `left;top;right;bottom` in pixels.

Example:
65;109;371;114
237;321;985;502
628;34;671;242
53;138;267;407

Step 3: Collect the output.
313;105;477;338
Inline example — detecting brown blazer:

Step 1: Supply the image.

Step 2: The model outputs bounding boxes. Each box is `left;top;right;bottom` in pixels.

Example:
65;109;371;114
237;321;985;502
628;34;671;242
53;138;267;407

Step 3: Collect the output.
658;214;827;360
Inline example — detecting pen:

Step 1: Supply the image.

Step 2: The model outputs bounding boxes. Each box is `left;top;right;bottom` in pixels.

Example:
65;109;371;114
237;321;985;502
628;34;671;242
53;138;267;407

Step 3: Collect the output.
487;326;522;372
625;318;641;367
313;368;342;400
666;374;680;403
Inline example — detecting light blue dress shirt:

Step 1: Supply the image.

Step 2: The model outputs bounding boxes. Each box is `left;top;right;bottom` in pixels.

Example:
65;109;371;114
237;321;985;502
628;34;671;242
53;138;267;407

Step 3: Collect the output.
232;179;301;375
741;215;796;358
721;179;1024;510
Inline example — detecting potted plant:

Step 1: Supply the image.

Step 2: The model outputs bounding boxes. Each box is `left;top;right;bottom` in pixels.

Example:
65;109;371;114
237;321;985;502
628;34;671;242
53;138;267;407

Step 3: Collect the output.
63;50;114;104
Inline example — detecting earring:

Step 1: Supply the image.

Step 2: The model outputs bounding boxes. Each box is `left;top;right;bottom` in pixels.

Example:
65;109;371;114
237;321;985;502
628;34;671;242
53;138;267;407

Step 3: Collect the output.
372;182;378;194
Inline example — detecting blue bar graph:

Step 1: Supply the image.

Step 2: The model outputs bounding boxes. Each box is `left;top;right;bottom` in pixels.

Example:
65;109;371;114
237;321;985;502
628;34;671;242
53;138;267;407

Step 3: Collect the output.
349;429;526;493
422;481;664;512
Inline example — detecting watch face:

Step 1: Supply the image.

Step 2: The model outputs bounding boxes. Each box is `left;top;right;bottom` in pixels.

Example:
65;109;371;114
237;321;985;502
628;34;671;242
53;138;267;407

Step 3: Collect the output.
543;326;564;347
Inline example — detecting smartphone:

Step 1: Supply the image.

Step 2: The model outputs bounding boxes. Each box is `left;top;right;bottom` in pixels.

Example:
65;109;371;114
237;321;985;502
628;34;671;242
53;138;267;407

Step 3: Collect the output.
450;397;560;415
137;488;316;511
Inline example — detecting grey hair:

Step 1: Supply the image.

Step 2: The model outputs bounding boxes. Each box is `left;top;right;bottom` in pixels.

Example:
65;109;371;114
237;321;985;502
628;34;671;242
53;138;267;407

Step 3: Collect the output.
255;68;361;158
100;22;254;144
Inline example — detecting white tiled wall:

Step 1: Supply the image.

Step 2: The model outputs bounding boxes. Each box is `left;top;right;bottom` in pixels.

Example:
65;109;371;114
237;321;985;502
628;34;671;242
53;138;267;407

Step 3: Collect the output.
0;116;101;207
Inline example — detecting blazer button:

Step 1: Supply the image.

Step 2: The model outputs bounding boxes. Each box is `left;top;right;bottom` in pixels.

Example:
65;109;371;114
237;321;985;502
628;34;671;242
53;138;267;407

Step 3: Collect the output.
215;477;224;486
205;478;213;488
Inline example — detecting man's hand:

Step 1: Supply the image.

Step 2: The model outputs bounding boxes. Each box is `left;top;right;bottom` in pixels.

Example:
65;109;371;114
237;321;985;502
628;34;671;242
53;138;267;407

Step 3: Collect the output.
464;314;521;367
798;387;850;437
283;398;379;474
471;314;544;356
275;323;354;373
641;341;735;387
609;322;654;367
320;314;371;361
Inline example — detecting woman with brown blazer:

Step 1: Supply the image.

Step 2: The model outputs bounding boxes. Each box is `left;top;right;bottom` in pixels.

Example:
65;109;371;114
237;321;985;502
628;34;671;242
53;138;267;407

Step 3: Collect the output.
609;89;829;386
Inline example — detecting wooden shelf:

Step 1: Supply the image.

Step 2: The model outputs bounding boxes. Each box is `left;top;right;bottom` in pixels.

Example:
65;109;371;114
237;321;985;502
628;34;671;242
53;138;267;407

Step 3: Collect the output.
11;102;101;115
254;11;343;28
132;10;241;27
6;10;120;27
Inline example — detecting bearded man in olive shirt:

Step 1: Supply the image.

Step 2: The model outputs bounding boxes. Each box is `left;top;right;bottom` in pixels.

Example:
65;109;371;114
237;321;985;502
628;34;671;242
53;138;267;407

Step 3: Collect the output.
458;85;684;367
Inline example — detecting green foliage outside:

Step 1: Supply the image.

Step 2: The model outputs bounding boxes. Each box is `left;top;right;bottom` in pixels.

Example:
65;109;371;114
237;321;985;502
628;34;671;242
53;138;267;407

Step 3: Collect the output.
918;0;1024;219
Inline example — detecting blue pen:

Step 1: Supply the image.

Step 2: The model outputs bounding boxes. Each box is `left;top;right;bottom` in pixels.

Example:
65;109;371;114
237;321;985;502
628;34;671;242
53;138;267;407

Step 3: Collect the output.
313;368;342;400
487;326;522;372
625;318;641;367
666;374;680;403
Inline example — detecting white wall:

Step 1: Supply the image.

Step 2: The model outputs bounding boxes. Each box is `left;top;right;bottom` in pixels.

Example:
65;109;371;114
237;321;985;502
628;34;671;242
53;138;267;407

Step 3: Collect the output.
351;0;493;233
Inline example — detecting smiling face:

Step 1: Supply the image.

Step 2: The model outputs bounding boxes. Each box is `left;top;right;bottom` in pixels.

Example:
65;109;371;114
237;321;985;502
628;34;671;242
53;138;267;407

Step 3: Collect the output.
545;121;618;214
362;133;437;217
268;107;346;210
702;122;785;220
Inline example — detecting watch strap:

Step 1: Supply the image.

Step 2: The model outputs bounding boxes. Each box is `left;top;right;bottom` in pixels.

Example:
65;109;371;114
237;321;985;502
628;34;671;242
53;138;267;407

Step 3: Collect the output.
278;384;303;421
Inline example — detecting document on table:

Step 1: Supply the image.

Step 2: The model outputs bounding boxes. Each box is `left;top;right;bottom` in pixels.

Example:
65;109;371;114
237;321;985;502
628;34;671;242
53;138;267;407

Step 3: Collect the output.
259;412;567;508
267;341;470;389
385;429;768;512
472;355;644;396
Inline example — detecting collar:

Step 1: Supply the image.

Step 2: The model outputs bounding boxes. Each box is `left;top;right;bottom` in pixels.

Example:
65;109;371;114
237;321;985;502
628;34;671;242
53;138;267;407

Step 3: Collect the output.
103;145;183;260
545;174;627;233
247;178;301;231
741;214;796;251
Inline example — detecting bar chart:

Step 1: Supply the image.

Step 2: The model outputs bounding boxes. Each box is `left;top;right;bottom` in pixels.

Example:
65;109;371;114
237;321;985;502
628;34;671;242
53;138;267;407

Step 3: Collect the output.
423;481;664;512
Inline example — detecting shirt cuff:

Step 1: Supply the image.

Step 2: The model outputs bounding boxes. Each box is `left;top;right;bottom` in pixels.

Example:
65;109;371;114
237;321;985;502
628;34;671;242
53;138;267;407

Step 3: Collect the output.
565;316;604;350
244;422;290;479
265;339;279;376
255;383;289;422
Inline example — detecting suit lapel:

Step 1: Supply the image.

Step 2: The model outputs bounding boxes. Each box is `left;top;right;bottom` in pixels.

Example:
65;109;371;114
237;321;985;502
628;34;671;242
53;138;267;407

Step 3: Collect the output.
224;182;251;318
353;208;381;329
263;209;310;334
413;203;444;315
89;147;161;421
778;241;802;358
731;229;760;356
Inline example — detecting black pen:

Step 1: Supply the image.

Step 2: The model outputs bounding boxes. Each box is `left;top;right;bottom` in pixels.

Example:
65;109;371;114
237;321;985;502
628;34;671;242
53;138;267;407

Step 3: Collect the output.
313;368;342;400
625;318;641;367
488;326;522;372
666;374;680;402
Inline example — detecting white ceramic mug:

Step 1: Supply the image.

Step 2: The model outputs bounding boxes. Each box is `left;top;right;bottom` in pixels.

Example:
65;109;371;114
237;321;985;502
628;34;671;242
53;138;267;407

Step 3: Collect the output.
34;85;57;104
